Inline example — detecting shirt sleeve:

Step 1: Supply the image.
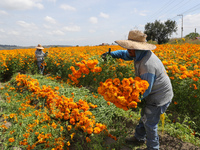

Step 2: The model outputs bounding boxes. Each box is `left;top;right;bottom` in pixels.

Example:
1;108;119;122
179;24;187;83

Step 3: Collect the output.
110;50;134;61
140;73;156;99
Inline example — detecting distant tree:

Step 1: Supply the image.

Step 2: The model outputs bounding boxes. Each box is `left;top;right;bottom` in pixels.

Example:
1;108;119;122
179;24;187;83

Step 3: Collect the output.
144;20;177;44
185;32;200;39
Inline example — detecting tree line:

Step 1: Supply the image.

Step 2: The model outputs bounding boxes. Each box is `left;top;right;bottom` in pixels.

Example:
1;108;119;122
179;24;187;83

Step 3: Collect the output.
144;20;200;44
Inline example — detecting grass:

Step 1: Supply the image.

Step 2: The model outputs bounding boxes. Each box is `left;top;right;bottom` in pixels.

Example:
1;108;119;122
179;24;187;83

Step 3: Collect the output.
0;73;200;150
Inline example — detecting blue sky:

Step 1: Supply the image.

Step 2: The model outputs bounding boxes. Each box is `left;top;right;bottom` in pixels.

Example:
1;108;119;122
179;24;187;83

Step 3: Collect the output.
0;0;200;46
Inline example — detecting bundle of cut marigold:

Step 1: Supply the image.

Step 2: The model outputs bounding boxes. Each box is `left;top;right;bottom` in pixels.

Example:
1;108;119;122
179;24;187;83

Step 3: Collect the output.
98;77;149;111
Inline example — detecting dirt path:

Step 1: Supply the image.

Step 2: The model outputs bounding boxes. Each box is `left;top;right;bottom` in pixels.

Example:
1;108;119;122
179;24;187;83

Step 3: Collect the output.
103;132;200;150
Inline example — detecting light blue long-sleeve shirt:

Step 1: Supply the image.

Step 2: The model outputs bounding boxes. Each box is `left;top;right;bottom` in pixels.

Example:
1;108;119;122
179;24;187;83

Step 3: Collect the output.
110;50;173;106
111;50;153;99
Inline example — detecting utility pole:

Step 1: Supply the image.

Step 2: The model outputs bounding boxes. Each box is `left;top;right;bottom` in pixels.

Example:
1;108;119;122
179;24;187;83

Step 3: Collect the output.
177;14;183;38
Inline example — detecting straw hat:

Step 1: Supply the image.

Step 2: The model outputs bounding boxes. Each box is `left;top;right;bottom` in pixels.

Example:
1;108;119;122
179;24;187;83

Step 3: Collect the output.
115;30;156;50
35;44;44;49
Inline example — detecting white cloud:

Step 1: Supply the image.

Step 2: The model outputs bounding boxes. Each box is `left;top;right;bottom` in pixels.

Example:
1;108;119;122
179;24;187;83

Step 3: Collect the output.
16;21;37;29
0;10;8;15
63;25;81;32
0;29;5;32
0;0;44;10
8;30;19;35
43;24;52;29
60;4;76;11
44;16;57;24
184;14;200;25
89;17;98;24
47;30;65;35
109;30;114;34
131;8;148;16
47;0;56;2
139;11;148;16
99;12;109;19
181;13;200;36
89;29;96;33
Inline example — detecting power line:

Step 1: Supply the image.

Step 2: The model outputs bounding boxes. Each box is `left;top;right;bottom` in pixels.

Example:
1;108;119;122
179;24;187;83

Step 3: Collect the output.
165;0;191;16
148;0;174;18
147;0;200;23
181;3;200;14
170;2;200;20
157;0;186;18
146;0;175;22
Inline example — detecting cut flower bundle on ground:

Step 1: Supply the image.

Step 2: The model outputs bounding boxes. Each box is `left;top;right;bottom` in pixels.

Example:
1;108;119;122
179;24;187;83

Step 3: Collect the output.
98;77;149;111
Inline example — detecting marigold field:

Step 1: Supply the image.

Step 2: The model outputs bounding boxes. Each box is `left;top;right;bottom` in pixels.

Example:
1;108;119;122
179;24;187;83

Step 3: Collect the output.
0;43;200;149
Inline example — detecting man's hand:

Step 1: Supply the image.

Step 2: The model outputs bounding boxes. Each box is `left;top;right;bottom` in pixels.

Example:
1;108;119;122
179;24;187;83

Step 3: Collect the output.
101;52;110;61
101;48;111;61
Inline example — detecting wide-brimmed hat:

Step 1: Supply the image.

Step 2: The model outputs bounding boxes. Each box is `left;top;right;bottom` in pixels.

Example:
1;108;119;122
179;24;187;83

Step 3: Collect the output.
35;44;44;49
115;30;156;50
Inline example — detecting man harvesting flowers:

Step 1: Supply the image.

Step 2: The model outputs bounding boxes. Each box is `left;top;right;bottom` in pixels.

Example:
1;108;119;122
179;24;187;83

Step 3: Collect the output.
102;30;174;150
35;44;48;75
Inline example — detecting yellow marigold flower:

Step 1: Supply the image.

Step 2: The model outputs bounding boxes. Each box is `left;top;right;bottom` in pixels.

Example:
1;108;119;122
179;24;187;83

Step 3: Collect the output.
60;126;64;132
70;133;75;140
67;141;70;146
9;113;15;118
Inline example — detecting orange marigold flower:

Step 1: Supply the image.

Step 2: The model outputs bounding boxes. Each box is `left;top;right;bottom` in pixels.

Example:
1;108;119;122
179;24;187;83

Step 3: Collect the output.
86;137;91;143
86;127;93;134
113;78;120;86
51;122;57;129
128;101;137;109
179;74;187;79
9;137;15;142
122;78;130;87
94;127;101;134
70;118;76;125
193;84;197;90
67;125;72;131
192;77;199;82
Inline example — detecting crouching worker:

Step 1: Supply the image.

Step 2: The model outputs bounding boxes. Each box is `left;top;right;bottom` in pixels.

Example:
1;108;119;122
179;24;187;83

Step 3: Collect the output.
35;44;48;74
102;30;173;150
